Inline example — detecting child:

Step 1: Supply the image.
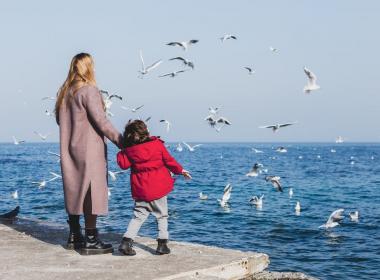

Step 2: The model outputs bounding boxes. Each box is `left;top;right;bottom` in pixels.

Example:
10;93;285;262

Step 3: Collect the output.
116;120;191;256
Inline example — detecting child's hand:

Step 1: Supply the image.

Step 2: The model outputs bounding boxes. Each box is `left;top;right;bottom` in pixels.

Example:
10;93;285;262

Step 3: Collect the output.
182;169;192;180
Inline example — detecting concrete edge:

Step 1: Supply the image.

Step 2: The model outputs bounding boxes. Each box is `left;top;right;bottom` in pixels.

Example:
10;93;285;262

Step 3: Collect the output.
155;254;270;280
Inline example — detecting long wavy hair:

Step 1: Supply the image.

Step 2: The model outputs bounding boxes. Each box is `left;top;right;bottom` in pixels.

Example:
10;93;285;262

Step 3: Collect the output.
123;120;150;147
55;53;97;123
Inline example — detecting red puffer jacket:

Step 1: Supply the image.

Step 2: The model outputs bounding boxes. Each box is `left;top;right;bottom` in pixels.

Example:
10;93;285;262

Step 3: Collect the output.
117;137;183;201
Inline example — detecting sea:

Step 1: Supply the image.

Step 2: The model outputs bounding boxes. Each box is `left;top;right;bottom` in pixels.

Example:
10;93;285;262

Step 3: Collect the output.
0;142;379;280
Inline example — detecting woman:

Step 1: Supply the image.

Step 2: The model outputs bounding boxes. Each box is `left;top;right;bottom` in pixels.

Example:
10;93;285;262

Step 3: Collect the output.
55;53;122;255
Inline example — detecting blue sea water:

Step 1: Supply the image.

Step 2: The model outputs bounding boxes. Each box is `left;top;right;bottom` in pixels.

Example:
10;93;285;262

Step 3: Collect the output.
1;142;379;279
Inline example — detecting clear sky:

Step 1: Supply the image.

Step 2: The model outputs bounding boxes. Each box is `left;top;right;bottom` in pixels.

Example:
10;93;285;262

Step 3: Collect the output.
0;0;379;143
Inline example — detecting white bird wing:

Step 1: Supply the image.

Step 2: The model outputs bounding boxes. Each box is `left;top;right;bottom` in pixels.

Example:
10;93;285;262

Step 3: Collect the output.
259;125;276;129
139;50;145;70
146;60;162;72
327;209;344;224
304;67;317;85
182;142;192;150
279;122;297;128
192;144;202;149
134;105;144;111
159;73;172;78
49;172;62;178
222;184;232;202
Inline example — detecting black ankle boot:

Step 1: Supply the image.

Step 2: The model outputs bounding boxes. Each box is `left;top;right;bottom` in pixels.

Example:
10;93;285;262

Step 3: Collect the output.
80;228;113;255
156;239;170;255
118;237;136;256
66;220;85;250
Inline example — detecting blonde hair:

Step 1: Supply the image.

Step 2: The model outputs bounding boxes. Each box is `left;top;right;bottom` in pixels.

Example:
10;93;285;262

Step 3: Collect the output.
55;53;97;123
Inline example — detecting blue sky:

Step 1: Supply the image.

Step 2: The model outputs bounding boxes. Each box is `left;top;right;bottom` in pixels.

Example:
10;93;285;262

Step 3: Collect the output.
0;0;379;142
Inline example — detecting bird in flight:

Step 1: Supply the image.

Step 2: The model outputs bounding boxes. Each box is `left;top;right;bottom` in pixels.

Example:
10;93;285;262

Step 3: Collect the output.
166;40;199;51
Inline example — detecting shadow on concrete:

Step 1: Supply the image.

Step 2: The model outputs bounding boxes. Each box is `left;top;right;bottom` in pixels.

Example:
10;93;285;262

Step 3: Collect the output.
0;215;157;256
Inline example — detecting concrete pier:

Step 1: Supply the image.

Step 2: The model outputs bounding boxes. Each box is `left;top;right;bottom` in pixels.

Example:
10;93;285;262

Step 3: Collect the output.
0;219;270;280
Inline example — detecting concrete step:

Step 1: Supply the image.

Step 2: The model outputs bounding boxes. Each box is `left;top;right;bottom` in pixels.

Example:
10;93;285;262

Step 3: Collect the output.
0;218;269;280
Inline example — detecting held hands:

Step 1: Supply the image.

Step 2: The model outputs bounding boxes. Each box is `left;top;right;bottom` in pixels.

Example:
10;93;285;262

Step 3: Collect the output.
182;169;192;180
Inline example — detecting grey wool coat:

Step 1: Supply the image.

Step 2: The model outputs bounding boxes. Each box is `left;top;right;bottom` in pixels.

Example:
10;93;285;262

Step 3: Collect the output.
58;85;122;215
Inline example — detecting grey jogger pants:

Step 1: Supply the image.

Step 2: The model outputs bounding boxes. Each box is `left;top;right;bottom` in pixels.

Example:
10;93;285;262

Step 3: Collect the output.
124;196;169;240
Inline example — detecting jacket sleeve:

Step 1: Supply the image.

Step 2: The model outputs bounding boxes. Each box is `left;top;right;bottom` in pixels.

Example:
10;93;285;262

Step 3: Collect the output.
161;143;183;175
117;151;132;170
82;86;123;148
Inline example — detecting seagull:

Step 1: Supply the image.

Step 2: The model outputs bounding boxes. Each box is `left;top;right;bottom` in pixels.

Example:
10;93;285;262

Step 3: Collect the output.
31;179;54;189
217;184;232;207
12;136;25;145
259;122;297;132
319;209;344;229
349;211;359;222
100;90;122;115
41;96;56;101
276;147;287;153
183;142;202;152
331;149;336;153
169;57;194;69
34;131;51;141
48;151;61;162
249;195;264;208
176;143;183;152
289;188;294;198
205;115;218;127
138;50;162;77
49;172;62;180
246;163;262;177
199;192;208;200
295;201;301;213
252;148;264;153
107;188;112;197
45;109;54;117
303;67;320;94
108;170;126;181
121;105;144;113
159;70;188;78
166;40;199;51
220;34;237;42
244;67;255;75
160;120;171;132
269;46;278;53
265;176;283;192
11;190;18;199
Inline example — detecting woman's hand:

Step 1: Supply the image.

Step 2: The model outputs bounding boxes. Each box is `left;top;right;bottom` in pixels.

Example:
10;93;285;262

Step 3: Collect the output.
182;169;192;180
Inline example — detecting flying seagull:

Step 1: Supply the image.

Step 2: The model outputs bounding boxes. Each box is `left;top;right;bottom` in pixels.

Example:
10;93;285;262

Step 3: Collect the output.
209;107;221;115
349;211;359;222
220;34;237;42
121;105;144;113
269;46;278;53
319;209;344;229
34;131;51;141
176;143;183;152
217;184;232;207
48;151;61;162
166;40;199;51
159;70;188;78
246;163;263;177
303;67;320;94
11;190;18;199
41;96;56;101
138;50;162;78
265;176;283;192
100;90;122;116
108;170;126;181
169;57;194;69
160;120;171;132
244;67;255;75
199;192;208;200
252;148;264;153
249;195;264;208
183;142;202;152
259;122;297;132
12;136;25;145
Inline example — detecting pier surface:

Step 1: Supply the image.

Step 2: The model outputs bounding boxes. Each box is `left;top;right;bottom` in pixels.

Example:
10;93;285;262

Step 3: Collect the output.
0;219;270;280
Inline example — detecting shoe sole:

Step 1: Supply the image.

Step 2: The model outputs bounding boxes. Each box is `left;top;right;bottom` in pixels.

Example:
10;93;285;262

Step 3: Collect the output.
80;247;114;255
118;248;136;256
